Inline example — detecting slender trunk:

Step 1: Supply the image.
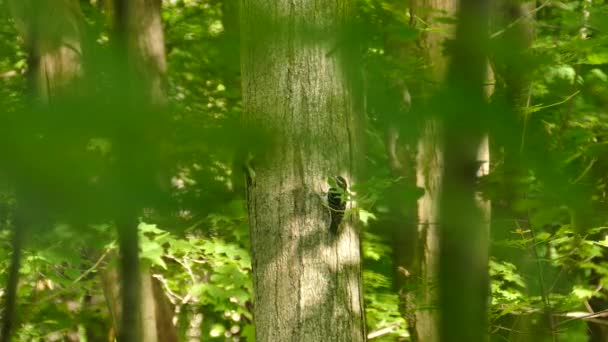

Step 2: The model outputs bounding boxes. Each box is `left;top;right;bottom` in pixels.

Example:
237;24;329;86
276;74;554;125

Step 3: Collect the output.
123;0;167;105
103;260;176;342
105;1;176;341
379;1;489;340
140;265;160;342
0;214;24;342
109;0;144;339
240;1;366;340
408;0;457;340
116;212;142;342
490;1;536;340
438;0;491;340
413;120;443;342
220;0;240;97
8;0;83;101
372;3;424;338
1;1;83;340
101;264;121;341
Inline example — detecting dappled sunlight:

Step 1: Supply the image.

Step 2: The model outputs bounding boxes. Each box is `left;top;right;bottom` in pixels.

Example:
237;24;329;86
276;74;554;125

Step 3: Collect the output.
0;0;607;340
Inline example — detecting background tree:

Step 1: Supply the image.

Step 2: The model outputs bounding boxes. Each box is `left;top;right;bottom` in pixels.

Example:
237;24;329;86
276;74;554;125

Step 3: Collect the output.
1;1;83;340
0;0;608;340
102;0;178;341
437;0;492;338
409;0;456;338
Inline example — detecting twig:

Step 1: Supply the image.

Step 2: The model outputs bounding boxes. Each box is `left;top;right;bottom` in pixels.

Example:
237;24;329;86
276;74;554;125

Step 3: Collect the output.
0;70;18;79
165;254;196;283
490;325;528;334
518;219;557;340
532;90;580;112
151;274;183;304
491;1;552;39
367;323;401;339
38;247;113;304
556;309;608;326
570;158;596;184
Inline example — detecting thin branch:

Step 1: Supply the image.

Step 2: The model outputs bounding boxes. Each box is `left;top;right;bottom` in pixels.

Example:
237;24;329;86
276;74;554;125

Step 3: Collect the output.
151;274;183;304
557;308;608;326
490;325;529;334
165;254;196;283
38;247;113;304
0;70;19;79
532;90;581;112
491;1;552;39
570;158;596;184
367;323;401;339
518;219;557;340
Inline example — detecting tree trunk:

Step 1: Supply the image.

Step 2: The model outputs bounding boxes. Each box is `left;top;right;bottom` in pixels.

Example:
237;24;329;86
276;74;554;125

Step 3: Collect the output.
408;0;457;340
1;1;83;340
240;1;366;341
103;262;176;342
0;213;24;342
104;1;177;341
8;0;83;101
126;0;178;335
370;3;423;338
438;0;491;339
398;1;493;340
122;0;168;105
413;120;443;342
490;1;536;340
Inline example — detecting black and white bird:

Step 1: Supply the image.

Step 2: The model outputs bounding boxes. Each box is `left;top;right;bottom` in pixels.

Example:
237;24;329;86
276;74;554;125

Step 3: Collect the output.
328;176;347;235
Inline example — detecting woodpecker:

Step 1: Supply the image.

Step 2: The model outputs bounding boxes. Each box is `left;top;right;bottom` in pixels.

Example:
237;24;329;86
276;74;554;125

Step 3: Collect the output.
328;176;347;234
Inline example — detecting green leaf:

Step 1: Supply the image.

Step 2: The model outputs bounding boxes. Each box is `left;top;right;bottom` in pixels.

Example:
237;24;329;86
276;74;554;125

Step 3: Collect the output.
571;286;594;300
587;52;608;65
358;209;377;226
140;236;167;269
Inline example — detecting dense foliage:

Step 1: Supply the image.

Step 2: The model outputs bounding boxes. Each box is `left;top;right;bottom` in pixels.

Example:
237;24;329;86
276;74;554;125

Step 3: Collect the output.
1;0;608;341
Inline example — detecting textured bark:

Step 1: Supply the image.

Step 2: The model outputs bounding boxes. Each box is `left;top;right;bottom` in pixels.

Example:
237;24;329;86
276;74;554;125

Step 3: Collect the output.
240;1;366;341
